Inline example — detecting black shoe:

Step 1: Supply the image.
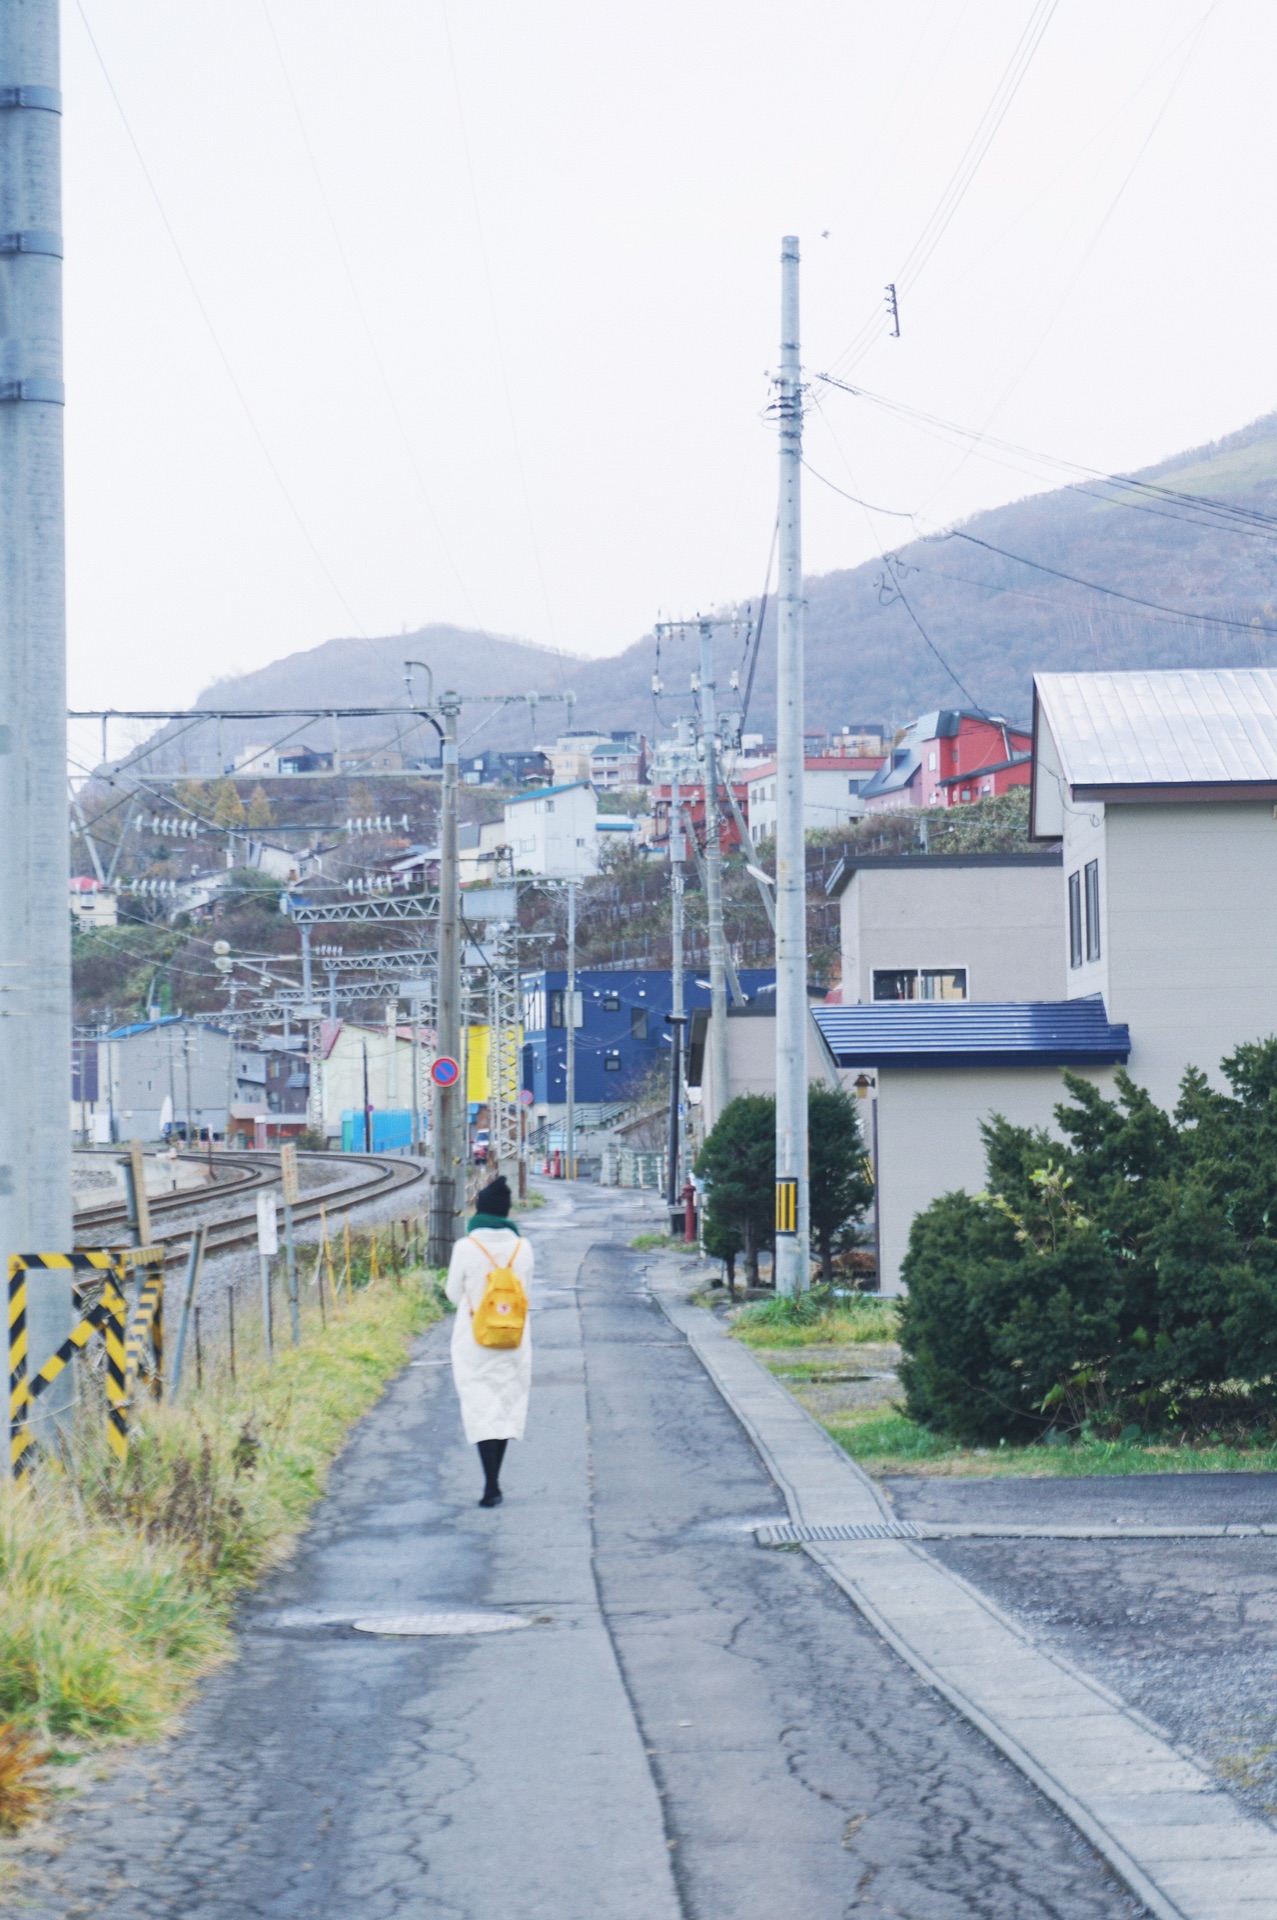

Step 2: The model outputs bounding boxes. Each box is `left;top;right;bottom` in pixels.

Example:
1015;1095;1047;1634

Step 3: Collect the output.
479;1489;503;1508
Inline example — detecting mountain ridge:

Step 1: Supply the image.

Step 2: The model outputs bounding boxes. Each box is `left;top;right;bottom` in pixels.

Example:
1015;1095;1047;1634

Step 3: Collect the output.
152;408;1277;770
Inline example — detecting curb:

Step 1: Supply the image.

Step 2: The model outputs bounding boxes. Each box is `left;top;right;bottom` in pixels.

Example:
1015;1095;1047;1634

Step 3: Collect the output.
649;1271;1277;1920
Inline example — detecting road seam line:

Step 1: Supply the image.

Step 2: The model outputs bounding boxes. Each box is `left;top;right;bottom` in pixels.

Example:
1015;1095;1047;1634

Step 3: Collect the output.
653;1279;1277;1920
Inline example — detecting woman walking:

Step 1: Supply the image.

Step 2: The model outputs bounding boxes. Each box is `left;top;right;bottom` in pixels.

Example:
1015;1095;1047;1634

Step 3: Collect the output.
445;1175;533;1508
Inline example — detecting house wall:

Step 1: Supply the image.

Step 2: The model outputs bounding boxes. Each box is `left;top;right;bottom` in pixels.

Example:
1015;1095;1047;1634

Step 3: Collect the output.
106;1024;234;1140
703;1007;838;1116
840;863;1064;1005
1064;799;1277;1108
318;1027;421;1133
504;785;599;878
870;1063;1115;1293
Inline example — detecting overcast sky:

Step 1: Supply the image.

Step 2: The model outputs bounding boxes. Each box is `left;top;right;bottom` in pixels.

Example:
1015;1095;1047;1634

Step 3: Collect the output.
62;1;1272;714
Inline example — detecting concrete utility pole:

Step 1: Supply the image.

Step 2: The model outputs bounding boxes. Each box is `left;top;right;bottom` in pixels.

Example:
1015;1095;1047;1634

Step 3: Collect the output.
698;621;730;1131
665;766;687;1224
0;5;73;1431
429;691;462;1265
564;879;576;1179
774;234;809;1296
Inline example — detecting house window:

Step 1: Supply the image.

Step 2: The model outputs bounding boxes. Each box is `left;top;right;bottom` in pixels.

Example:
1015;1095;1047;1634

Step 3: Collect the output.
871;969;966;1002
920;969;967;1001
1068;871;1083;968
1085;860;1101;961
602;994;620;1013
545;799;554;813
548;990;583;1028
630;1006;648;1039
604;1053;622;1072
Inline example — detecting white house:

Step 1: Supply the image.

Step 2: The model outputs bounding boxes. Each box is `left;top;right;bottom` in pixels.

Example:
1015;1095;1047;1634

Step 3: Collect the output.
1032;668;1277;1109
466;781;600;880
829;852;1064;1005
69;876;118;930
745;755;882;840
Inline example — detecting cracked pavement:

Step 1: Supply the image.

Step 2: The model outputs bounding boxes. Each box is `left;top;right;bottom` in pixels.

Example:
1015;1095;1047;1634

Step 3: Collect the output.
14;1185;1147;1918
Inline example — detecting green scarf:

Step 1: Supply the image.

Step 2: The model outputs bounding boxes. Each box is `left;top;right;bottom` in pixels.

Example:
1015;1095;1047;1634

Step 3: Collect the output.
467;1212;518;1235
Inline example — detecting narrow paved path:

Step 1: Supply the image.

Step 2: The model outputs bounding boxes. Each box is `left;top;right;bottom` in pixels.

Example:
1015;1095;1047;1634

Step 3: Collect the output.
19;1185;1144;1918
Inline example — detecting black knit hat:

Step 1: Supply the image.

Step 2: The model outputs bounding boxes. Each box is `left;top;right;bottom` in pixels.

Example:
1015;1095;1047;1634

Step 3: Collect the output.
475;1175;512;1217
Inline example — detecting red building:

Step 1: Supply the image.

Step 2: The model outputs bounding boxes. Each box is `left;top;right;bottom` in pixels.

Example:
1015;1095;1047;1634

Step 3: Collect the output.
861;710;1031;812
648;779;752;853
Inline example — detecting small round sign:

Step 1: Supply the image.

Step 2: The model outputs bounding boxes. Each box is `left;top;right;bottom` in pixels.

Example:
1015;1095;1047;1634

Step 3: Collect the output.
519;1088;535;1108
430;1055;460;1088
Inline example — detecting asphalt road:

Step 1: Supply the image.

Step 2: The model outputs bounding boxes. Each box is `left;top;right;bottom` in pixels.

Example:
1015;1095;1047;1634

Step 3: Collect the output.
882;1477;1277;1831
17;1185;1146;1919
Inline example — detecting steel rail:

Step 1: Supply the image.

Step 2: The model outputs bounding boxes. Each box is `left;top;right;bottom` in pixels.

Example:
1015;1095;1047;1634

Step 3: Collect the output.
73;1150;429;1266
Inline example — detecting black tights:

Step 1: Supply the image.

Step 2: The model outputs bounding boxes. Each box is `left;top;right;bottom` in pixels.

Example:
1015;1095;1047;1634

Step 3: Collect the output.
477;1438;508;1496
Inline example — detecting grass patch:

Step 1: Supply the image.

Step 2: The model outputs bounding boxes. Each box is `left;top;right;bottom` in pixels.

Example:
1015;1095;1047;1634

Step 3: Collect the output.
631;1230;683;1251
730;1288;898;1349
0;1272;439;1752
824;1403;1277;1479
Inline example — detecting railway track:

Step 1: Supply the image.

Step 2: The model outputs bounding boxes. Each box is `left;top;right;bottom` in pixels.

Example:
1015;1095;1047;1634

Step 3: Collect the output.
73;1149;429;1266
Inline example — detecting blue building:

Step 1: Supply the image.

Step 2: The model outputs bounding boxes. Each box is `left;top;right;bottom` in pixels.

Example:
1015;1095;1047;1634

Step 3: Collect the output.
521;968;776;1105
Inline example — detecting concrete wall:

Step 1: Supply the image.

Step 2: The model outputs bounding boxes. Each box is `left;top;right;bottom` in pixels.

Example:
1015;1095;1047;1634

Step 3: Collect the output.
106;1024;234;1140
701;1006;839;1117
1063;799;1277;1108
319;1027;420;1133
870;1063;1115;1294
840;863;1063;1005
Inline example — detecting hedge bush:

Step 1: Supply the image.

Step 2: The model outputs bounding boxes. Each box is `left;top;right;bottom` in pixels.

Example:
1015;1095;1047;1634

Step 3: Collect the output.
898;1042;1277;1444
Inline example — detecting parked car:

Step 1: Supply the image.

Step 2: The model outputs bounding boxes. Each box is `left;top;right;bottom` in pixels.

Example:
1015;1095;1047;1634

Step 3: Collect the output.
472;1128;489;1165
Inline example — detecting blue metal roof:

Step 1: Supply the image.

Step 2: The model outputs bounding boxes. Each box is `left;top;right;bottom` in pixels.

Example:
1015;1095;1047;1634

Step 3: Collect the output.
812;995;1130;1069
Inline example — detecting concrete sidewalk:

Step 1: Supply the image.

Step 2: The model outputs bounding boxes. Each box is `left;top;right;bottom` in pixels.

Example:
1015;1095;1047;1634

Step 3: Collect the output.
655;1276;1277;1920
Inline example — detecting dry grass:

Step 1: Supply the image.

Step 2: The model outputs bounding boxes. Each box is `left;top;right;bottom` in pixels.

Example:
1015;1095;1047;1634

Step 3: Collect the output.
0;1272;440;1774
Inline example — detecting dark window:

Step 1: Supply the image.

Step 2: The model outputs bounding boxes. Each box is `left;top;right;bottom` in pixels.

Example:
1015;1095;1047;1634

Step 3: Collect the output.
630;1006;648;1039
1085;860;1101;961
1068;871;1083;969
604;1053;622;1072
872;970;916;1001
548;990;582;1029
602;994;620;1013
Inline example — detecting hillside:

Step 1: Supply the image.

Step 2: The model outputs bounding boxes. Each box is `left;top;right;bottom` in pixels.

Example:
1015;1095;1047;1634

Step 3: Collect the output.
136;411;1277;768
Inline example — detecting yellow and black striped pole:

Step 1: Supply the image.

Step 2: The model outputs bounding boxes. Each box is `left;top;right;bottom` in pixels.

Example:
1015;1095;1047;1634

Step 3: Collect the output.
8;1253;141;1475
8;1258;29;1475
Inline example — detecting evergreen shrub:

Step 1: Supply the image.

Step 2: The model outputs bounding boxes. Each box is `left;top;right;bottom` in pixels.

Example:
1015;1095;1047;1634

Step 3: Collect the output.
898;1044;1277;1444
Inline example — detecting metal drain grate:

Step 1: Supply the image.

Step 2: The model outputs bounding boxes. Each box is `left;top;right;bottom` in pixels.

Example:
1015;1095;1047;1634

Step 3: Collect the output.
351;1611;533;1636
755;1520;923;1547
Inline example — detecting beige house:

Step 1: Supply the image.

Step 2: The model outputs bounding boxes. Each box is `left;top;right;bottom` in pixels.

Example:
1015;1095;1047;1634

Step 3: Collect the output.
829;852;1063;1005
1033;668;1277;1108
317;1019;424;1140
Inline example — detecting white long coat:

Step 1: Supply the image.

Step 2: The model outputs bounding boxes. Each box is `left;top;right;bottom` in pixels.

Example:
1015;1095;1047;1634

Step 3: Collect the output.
445;1227;534;1444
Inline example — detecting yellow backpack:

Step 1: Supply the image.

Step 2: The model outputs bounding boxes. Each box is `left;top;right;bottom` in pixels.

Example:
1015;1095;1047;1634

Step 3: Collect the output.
469;1237;529;1350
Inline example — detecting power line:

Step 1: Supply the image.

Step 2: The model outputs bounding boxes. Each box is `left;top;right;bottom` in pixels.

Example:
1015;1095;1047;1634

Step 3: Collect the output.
940;527;1277;639
828;0;1059;371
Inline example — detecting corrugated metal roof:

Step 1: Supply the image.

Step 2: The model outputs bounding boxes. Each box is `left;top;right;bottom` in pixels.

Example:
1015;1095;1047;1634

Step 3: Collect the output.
1035;670;1277;790
812;996;1129;1069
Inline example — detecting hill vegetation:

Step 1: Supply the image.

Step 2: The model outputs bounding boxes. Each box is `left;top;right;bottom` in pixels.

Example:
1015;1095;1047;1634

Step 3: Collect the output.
132;409;1277;774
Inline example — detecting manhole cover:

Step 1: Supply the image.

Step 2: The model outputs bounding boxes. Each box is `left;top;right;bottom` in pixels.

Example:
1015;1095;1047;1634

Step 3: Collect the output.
351;1611;532;1637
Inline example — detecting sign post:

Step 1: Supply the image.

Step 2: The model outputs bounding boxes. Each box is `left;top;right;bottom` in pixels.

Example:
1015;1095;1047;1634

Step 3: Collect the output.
256;1189;278;1358
280;1143;301;1344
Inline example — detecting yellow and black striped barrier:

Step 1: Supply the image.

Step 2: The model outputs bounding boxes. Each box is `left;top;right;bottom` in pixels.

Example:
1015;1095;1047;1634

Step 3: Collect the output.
8;1248;165;1478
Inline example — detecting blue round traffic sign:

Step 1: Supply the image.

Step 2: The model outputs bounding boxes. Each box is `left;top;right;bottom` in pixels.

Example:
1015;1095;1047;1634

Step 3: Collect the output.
431;1056;460;1088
